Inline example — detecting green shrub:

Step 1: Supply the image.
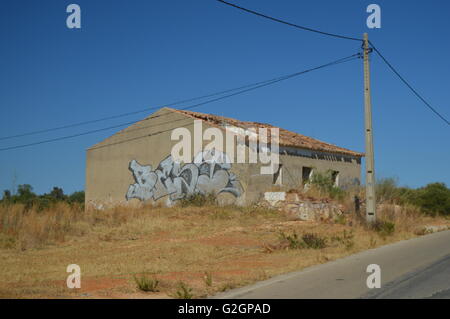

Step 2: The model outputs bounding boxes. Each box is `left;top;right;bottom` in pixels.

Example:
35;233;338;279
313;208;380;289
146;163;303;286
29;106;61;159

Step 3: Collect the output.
310;170;346;200
279;232;327;250
279;231;305;249
302;233;327;249
411;183;450;216
334;214;347;225
376;178;401;203
1;185;85;211
372;220;395;237
68;191;85;205
134;275;159;292
375;180;450;216
174;281;194;299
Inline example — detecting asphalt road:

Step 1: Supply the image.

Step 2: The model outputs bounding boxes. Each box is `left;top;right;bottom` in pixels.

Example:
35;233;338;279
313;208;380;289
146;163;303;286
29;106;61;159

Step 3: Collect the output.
213;230;450;299
363;253;450;299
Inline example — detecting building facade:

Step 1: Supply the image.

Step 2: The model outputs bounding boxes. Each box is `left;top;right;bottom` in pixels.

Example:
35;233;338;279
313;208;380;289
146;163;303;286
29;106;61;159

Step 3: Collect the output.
85;107;363;208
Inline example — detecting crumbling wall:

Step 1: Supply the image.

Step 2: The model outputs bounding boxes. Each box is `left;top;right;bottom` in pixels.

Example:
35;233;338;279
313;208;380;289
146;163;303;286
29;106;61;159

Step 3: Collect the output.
260;191;345;221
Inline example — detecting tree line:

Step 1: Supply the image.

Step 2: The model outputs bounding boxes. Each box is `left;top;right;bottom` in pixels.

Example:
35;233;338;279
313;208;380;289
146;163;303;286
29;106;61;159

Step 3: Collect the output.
1;184;84;209
375;179;450;216
0;180;449;216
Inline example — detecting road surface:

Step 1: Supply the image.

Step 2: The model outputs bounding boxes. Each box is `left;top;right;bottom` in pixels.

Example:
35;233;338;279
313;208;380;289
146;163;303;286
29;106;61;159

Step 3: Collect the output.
213;230;450;299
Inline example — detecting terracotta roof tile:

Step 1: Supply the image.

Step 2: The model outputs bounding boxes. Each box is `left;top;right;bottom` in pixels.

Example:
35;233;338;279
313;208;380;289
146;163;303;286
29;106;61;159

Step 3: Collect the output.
172;108;364;158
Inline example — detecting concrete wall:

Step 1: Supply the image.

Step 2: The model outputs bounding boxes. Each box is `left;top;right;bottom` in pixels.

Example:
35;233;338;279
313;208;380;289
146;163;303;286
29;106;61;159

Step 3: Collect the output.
86;107;247;208
278;145;361;190
86;108;193;208
236;152;361;205
86;108;361;208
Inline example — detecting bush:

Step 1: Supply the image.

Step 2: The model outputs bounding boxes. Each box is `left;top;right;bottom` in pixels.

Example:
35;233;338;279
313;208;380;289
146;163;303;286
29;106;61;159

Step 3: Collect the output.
134;275;159;292
1;185;84;210
179;193;216;207
279;232;327;250
411;183;450;216
375;180;450;216
334;214;347;225
279;232;304;249
68;191;85;205
309;170;346;200
173;281;194;299
376;178;401;203
301;233;327;249
331;230;354;250
371;220;395;237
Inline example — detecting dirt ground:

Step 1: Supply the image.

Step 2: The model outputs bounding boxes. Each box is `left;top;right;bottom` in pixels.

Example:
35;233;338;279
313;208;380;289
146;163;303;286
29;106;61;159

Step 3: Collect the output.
0;204;448;299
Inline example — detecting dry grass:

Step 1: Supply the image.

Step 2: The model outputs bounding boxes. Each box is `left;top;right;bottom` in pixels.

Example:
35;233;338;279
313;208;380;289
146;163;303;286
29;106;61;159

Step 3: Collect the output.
0;201;448;299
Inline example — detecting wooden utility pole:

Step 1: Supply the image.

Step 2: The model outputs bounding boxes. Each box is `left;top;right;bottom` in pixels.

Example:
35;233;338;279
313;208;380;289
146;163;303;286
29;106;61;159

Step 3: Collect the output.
363;33;376;223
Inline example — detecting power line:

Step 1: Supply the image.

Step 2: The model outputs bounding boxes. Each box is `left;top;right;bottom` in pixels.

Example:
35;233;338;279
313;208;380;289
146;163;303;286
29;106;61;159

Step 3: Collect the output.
89;122;195;151
0;70;321;142
90;53;361;151
0;53;360;152
0;76;298;141
0;55;357;142
177;53;360;111
216;0;362;42
0;121;137;152
369;41;449;126
217;1;448;126
95;117;191;139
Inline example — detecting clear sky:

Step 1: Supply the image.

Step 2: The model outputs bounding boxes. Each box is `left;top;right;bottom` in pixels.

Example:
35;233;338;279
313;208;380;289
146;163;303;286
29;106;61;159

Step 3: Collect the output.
0;0;449;195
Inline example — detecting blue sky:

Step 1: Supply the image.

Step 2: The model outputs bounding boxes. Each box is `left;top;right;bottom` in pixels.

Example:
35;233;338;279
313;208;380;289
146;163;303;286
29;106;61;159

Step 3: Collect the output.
0;0;449;195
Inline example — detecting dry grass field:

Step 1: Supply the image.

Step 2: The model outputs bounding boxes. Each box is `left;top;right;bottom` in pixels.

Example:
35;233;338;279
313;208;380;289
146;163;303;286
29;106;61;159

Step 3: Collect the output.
0;201;448;299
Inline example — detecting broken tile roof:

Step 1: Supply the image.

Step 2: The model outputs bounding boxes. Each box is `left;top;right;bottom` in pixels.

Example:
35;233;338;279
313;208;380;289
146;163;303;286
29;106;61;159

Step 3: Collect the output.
172;108;364;158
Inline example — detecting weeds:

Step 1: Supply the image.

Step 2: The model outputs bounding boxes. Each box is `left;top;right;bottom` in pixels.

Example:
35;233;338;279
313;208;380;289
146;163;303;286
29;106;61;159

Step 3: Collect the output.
334;214;347;225
308;170;346;200
331;230;354;250
0;201;285;250
0;233;16;249
278;232;327;250
204;271;213;287
219;282;236;292
369;236;377;248
173;281;194;299
179;193;217;207
302;233;327;249
0;203;153;249
371;220;396;237
376;178;402;204
134;274;159;292
414;227;433;236
0;199;449;299
279;232;305;249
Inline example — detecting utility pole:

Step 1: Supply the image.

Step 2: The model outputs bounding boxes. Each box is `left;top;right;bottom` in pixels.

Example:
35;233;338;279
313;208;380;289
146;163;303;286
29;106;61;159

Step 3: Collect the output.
363;33;376;223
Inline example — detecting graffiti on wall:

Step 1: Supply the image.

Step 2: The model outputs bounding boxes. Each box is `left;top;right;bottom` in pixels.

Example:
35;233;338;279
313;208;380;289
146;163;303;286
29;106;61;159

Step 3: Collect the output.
126;149;242;204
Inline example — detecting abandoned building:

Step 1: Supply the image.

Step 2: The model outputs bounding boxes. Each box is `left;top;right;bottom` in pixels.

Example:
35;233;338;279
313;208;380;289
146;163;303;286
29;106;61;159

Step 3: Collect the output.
85;107;364;208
